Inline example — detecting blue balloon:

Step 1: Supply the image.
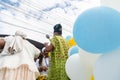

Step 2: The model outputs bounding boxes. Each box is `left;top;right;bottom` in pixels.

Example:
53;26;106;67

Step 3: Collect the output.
69;46;79;56
73;6;120;53
66;35;72;41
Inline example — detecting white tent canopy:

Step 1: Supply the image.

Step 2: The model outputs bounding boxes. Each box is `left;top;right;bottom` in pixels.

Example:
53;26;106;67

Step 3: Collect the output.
0;0;100;43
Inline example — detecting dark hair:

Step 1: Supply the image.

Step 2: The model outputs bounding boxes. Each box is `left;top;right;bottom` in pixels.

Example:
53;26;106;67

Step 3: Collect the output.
54;24;62;35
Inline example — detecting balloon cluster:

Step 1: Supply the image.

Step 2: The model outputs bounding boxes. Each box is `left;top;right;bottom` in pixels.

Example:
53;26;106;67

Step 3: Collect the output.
65;6;120;80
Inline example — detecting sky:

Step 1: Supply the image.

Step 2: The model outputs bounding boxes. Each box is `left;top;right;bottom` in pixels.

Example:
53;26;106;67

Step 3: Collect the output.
0;0;100;43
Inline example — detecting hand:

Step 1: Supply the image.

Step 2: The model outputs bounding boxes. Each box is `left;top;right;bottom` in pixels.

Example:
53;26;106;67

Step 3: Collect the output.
42;66;48;71
44;42;49;47
8;47;15;54
38;66;43;72
38;66;48;72
44;52;49;58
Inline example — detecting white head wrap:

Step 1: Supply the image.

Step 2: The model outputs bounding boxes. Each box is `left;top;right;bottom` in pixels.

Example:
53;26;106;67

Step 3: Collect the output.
1;30;27;55
15;30;27;39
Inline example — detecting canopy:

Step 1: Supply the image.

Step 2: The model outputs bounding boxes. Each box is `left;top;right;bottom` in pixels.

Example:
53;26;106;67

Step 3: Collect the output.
0;0;100;43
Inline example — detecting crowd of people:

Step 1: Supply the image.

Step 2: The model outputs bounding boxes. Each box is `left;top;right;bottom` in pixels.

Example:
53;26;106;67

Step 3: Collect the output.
0;24;70;80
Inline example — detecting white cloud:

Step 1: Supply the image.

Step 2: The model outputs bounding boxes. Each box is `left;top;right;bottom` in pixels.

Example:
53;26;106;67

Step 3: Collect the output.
0;0;100;43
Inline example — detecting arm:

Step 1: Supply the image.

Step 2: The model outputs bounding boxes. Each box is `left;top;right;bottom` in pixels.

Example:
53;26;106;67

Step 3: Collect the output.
43;36;55;53
0;39;5;49
44;43;54;52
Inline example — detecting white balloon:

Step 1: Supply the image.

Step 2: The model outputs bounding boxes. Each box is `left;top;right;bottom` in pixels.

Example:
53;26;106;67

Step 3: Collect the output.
79;48;100;69
79;49;100;80
65;51;100;80
94;48;120;80
65;54;88;80
65;54;77;80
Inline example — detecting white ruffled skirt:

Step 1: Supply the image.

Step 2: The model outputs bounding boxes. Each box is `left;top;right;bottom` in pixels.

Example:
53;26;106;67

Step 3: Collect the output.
0;64;39;80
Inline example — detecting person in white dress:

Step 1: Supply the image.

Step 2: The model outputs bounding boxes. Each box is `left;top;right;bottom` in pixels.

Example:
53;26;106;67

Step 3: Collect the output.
0;30;41;80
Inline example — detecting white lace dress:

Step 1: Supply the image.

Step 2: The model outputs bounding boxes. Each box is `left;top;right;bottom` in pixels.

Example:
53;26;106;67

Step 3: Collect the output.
0;36;40;80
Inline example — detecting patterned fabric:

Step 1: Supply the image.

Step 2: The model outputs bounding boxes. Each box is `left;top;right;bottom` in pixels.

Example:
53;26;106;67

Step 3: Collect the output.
48;36;69;80
0;64;39;80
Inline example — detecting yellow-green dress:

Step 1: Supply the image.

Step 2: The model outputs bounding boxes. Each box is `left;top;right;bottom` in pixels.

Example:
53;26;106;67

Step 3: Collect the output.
48;36;69;80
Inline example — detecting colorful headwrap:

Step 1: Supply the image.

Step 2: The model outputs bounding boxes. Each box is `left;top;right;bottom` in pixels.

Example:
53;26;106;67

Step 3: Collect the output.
54;24;62;35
